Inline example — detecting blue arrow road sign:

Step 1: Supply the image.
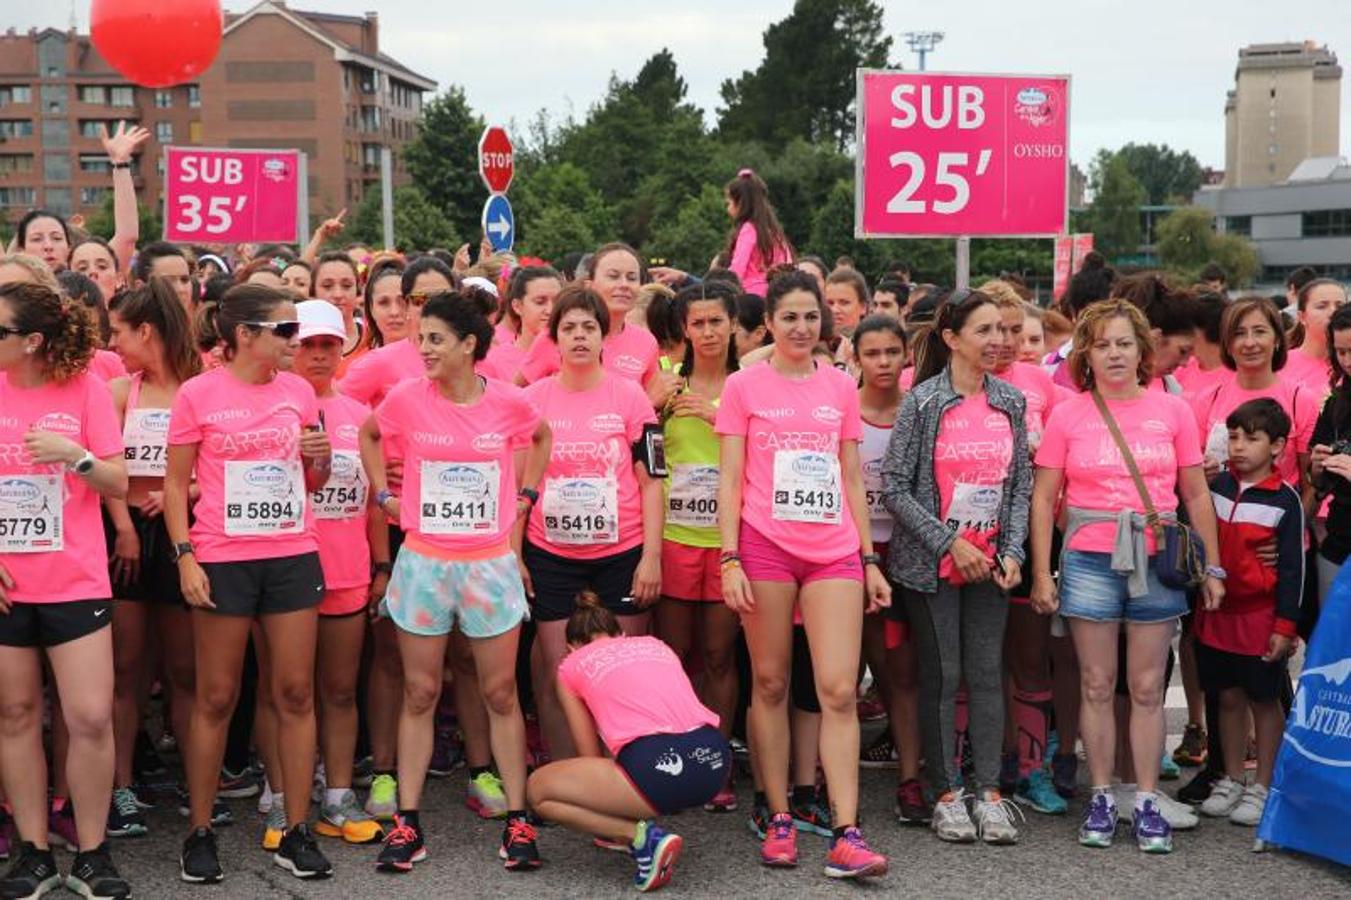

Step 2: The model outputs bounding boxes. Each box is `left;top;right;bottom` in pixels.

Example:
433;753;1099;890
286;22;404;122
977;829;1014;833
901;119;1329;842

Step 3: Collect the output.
481;194;514;252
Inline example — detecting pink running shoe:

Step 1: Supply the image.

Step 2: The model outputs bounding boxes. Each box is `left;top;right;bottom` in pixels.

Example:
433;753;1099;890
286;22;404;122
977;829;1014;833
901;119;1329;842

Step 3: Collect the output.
760;813;797;867
703;772;737;813
824;826;888;879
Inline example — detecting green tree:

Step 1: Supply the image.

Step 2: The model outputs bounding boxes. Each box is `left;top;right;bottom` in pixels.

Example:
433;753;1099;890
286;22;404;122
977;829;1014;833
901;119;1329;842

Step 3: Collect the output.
403;86;484;242
1156;205;1214;271
83;191;162;243
348;185;456;252
512;162;614;253
718;0;892;151
1088;153;1145;260
1208;234;1260;287
1113;143;1205;206
648;185;728;272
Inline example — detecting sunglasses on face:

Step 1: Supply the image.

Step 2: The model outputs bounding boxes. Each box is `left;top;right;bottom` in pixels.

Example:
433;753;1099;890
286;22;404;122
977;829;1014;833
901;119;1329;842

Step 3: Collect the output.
405;292;430;307
0;324;25;340
246;320;301;339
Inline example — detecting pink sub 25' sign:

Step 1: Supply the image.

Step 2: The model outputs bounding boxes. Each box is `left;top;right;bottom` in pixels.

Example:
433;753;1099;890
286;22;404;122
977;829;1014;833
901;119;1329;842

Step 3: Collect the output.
855;71;1070;238
163;147;303;244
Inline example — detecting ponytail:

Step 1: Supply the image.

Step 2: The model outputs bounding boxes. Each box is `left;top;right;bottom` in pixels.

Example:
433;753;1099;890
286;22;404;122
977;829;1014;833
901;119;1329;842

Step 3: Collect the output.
912;289;997;386
565;590;621;646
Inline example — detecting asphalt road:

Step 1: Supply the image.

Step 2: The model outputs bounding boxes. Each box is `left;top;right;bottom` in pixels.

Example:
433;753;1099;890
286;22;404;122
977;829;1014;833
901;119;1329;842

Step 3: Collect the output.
77;745;1351;899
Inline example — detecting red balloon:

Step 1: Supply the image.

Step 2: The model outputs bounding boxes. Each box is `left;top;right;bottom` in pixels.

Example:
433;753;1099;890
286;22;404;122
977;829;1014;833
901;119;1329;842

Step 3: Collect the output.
91;0;223;89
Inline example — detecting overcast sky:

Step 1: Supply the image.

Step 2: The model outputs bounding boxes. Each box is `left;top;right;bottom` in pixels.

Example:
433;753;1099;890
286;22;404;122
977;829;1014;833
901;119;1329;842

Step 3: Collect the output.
11;0;1350;171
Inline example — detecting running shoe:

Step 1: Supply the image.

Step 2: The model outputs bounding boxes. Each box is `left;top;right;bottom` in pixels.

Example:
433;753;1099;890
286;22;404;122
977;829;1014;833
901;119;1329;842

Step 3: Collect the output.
106;788;149;838
747;801;770;840
631;822;682;892
1078;791;1117;848
375;817;426;872
466;771;508;819
1177;767;1221;805
760;813;797;867
65;842;130;899
273;824;332;879
1015;769;1068;815
0;843;61;898
1051;752;1078;799
0;808;10;861
218;767;261;800
1172;724;1208;767
823;827;887;879
47;798;78;851
365;773;399;821
931;790;977;843
894;778;933;824
125;784;154;811
499;816;541;871
179;827;223;884
428;725;463;777
999;750;1020;796
311;764;327;805
1115;786;1197;830
703;772;737;813
1200;777;1245;818
352;756;374;790
856;692;887;722
859;732;899;769
1159;752;1181;781
1229;783;1268;827
972;790;1022;844
789;793;832;837
155;730;177;755
133;731;167;780
262;802;286;852
315;790;385;844
176;790;232;828
1131;799;1173;853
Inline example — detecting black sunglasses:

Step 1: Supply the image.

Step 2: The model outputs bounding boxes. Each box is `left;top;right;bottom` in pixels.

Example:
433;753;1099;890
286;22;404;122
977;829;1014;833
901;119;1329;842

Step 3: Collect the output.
0;324;24;340
246;320;301;339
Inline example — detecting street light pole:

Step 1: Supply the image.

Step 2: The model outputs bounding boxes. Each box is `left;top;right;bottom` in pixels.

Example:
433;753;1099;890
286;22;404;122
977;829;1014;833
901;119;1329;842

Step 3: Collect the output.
903;31;945;71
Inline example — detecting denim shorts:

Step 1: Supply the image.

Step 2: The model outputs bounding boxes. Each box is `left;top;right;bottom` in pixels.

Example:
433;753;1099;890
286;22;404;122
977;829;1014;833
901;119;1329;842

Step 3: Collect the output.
1058;550;1187;624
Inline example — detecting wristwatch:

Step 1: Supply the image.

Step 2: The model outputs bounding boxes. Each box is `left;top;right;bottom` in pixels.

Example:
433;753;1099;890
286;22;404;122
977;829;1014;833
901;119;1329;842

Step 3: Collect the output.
517;486;539;506
172;541;195;562
1204;565;1228;580
69;450;96;475
861;552;883;568
375;488;395;509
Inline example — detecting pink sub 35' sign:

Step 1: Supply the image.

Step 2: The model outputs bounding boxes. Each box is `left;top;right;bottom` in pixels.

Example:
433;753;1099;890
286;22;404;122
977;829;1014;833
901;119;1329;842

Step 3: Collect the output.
855;71;1070;238
163;147;303;244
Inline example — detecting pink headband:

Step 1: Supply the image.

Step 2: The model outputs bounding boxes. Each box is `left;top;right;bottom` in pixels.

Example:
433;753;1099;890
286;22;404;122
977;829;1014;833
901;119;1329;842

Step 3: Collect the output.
738;167;754;178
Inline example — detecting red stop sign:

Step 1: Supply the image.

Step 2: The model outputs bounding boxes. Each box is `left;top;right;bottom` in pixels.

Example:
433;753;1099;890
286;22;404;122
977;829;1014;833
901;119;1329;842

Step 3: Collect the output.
478;126;514;194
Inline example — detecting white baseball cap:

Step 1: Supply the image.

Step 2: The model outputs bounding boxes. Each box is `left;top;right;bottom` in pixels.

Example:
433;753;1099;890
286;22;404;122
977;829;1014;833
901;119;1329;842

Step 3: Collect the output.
296;300;346;341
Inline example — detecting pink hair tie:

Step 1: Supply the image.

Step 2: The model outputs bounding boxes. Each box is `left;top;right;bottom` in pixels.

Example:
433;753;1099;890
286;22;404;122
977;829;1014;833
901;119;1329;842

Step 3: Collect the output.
738;167;754;178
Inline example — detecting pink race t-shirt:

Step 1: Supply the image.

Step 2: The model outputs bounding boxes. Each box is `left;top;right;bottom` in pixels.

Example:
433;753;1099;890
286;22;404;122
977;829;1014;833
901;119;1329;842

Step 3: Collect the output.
715;362;863;564
312;392;371;590
377;376;539;553
516;325;659;386
1173;357;1233;402
479;338;527;384
556;635;720;755
338;338;422;408
934;391;1014;579
89;349;127;383
1280;348;1333;399
169;367;320;563
1036;390;1203;554
728;221;792;297
1191;377;1317;486
525;374;655;559
0;373;122;604
997;362;1059;449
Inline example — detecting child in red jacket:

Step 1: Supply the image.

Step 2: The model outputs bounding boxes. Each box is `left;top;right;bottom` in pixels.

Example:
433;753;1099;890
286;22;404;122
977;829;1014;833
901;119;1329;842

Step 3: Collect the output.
1195;398;1303;827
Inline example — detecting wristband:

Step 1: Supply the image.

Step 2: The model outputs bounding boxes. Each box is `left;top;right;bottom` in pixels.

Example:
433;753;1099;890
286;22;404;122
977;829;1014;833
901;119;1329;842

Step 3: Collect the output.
110;161;132;170
861;552;883;568
719;551;740;564
517;486;539;506
720;558;742;572
375;488;395;509
1204;565;1227;580
372;561;393;576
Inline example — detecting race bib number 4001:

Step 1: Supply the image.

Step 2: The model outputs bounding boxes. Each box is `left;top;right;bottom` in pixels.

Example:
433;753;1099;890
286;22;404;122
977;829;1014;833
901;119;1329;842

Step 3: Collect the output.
312;451;368;521
123;408;171;477
772;450;842;524
419;461;499;535
224;460;304;536
667;463;719;529
0;475;63;553
542;476;619;545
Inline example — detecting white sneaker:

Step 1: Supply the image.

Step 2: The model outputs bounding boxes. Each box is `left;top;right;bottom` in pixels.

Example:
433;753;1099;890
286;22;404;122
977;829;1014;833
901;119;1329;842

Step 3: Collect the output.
931;789;977;843
972;791;1023;844
1229;783;1268;826
1200;776;1245;818
1155;790;1199;830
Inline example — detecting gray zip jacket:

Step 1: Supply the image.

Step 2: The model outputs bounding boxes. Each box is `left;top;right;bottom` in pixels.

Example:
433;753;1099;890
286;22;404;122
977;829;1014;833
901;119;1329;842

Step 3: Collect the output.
880;368;1032;593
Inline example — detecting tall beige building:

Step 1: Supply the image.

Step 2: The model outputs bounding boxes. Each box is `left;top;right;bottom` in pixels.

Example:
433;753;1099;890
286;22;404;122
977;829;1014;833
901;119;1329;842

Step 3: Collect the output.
1224;41;1341;188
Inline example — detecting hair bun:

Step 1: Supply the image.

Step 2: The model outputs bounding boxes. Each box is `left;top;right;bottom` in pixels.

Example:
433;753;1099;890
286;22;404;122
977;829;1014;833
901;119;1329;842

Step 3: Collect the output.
457;285;497;319
574;589;603;610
